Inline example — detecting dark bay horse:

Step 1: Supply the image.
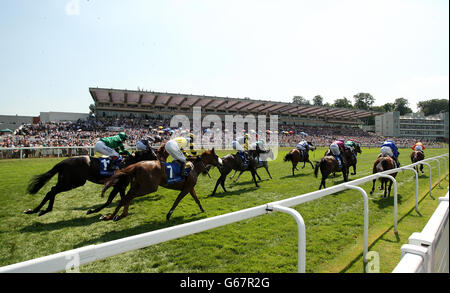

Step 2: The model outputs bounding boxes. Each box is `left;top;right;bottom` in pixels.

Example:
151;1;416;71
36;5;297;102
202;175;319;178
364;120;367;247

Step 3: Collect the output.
324;143;361;175
211;148;265;196
314;147;354;190
99;149;221;221
24;146;168;217
370;155;398;197
284;143;316;176
410;150;425;174
230;149;274;182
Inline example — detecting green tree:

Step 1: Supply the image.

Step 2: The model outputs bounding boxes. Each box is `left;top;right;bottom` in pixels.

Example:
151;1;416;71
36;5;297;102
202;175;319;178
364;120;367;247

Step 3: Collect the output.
332;97;353;109
417;99;449;116
353;93;375;110
293;96;310;105
393;98;413;115
312;95;324;106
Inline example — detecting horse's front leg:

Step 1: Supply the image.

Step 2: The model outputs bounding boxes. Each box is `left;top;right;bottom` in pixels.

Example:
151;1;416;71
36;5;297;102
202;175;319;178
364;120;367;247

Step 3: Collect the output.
167;190;189;221
87;187;120;215
230;170;237;180
302;161;306;169
370;179;376;195
189;188;205;213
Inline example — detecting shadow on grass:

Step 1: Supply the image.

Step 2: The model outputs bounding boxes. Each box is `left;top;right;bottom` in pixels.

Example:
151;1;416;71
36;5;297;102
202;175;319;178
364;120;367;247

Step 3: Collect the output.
370;193;404;209
73;214;207;248
207;187;259;198
71;194;164;212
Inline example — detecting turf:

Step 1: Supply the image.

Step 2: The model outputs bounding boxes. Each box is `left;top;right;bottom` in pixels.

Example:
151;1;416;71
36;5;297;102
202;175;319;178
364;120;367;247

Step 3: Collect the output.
0;147;448;273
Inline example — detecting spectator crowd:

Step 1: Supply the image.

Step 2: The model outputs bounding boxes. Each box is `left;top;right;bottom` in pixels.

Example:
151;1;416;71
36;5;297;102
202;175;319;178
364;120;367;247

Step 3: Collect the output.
0;116;444;151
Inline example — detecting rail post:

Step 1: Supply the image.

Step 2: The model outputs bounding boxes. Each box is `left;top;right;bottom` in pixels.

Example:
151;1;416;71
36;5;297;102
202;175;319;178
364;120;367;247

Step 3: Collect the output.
344;184;369;263
399;167;419;212
266;204;306;273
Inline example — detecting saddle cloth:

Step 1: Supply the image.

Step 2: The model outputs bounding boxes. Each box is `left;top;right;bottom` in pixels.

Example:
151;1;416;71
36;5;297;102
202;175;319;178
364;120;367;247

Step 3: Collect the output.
98;157;114;177
165;162;192;184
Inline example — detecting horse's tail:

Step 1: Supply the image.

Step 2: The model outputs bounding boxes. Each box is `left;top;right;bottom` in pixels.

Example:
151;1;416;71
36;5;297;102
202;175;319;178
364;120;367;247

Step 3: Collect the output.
314;159;322;178
284;152;293;162
101;166;136;197
27;161;63;194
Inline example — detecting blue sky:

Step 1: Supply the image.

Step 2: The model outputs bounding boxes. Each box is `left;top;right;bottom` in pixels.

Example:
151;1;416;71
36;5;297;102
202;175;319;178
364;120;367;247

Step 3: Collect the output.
0;0;448;116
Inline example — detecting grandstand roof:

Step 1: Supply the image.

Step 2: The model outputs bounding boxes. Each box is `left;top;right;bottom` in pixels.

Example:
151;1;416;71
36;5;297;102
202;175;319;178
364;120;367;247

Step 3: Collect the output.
89;87;381;119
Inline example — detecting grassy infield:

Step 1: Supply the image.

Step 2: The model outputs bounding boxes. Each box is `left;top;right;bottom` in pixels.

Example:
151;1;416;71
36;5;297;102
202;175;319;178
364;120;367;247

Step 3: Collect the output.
0;146;448;273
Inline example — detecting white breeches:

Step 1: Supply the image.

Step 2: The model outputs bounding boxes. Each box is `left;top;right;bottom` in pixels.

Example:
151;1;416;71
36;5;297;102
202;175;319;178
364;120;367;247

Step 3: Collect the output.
232;141;245;152
94;141;119;157
380;146;394;157
165;140;186;163
330;143;340;155
136;141;148;151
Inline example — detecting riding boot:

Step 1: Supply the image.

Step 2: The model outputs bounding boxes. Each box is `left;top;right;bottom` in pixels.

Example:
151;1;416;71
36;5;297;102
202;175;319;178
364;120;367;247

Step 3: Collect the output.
175;160;187;177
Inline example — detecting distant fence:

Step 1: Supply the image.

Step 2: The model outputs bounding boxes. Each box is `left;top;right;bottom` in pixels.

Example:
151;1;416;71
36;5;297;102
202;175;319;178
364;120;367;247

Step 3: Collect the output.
0;153;447;273
393;191;449;273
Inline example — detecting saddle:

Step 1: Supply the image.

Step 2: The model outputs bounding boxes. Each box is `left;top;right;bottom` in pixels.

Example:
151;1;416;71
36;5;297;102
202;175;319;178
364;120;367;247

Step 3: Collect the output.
164;162;192;184
98;157;114;177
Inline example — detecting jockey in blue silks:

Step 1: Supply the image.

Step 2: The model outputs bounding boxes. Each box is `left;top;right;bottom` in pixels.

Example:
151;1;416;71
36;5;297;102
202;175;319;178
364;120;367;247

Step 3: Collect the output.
380;139;400;167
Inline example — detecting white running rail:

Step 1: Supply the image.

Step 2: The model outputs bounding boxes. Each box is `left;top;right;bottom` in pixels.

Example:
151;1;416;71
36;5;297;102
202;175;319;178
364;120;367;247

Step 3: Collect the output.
0;153;448;273
393;192;449;273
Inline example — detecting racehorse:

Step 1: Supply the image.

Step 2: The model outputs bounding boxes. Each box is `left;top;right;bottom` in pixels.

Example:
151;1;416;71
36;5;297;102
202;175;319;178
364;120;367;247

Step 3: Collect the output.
314;147;354;190
370;155;397;197
211;148;265;196
24;146;168;217
99;148;221;221
230;148;274;182
410;150;425;174
324;143;362;175
284;142;316;176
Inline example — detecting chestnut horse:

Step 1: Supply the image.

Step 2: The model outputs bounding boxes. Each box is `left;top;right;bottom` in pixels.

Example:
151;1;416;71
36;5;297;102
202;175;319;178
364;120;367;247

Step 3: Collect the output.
370;155;397;197
100;148;221;221
410;150;425;174
24;146;168;217
283;142;316;176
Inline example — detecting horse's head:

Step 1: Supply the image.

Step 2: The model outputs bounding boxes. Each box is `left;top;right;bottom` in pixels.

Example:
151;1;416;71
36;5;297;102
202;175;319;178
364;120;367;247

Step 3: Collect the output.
156;143;169;162
307;141;316;151
355;143;362;154
198;148;222;174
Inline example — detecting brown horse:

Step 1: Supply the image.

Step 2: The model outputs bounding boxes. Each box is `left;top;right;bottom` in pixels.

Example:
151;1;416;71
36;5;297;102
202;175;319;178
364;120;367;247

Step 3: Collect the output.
314;146;355;190
99;148;221;221
24;146;168;217
410;150;425;174
324;143;361;176
211;148;265;196
283;142;316;176
370;156;398;197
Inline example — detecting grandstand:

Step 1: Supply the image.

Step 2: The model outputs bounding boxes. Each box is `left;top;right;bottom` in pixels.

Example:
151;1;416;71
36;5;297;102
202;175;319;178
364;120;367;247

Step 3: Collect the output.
90;87;381;128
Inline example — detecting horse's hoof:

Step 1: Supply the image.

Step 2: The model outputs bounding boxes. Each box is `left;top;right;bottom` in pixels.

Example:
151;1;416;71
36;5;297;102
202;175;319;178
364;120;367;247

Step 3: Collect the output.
38;210;47;217
113;215;120;222
166;211;173;221
86;209;93;215
99;215;109;221
24;209;34;214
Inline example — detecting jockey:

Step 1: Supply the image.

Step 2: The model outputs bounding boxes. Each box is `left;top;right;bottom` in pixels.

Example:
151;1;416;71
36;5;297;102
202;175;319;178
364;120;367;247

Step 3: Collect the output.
380;139;400;167
296;140;312;159
330;139;345;169
345;139;358;159
94;132;130;169
136;137;155;151
232;133;250;167
165;136;191;176
412;141;426;152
